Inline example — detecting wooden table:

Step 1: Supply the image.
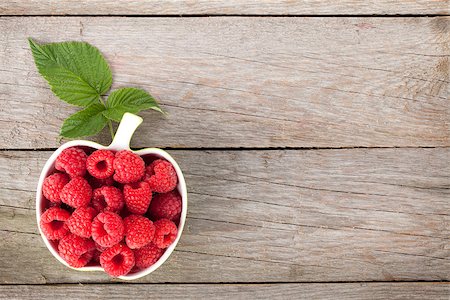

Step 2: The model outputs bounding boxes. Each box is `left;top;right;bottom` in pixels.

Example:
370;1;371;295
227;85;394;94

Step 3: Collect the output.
0;1;449;299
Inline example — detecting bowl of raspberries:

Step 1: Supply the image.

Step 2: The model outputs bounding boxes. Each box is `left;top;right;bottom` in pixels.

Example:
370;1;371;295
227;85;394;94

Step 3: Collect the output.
36;113;187;279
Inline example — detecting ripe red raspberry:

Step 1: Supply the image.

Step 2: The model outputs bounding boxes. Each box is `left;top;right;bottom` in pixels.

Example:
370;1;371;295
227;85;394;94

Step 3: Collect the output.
88;176;114;189
40;207;71;240
149;191;182;221
134;243;163;269
153;219;178;249
86;149;115;179
144;159;177;193
66;206;97;238
58;233;95;268
124;215;155;249
92;186;124;213
42;173;69;204
60;177;92;208
55;147;87;177
123;181;152;214
113;150;145;184
92;212;124;248
100;244;135;277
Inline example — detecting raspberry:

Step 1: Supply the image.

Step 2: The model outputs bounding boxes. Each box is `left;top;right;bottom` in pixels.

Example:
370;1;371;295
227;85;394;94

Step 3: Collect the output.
42;173;69;204
92;186;124;213
55;147;87;177
87;150;115;179
113;150;145;184
144;159;177;193
149;191;182;221
100;244;135;277
134;243;163;269
60;177;92;208
88;176;114;189
123;181;152;214
92;212;124;248
40;207;71;240
58;233;95;268
153;219;178;249
124;215;155;249
66;206;97;238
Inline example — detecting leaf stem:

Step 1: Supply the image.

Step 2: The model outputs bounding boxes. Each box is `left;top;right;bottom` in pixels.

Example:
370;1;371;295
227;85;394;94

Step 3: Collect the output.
107;120;115;140
99;96;115;141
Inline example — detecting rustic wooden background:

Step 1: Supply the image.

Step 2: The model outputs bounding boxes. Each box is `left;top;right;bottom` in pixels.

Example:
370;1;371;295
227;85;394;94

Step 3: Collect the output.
0;1;449;299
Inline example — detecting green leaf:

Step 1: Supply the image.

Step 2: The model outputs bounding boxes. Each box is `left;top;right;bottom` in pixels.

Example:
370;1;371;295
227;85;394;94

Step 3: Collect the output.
103;87;164;122
28;38;112;107
60;103;108;138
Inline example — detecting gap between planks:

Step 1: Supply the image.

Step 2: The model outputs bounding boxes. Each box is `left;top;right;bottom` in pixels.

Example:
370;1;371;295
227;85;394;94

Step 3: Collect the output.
1;146;449;152
0;281;449;286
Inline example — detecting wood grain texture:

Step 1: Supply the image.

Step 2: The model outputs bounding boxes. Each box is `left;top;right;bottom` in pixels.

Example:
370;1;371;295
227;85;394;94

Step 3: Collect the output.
0;0;449;15
0;283;449;300
0;149;448;284
0;17;449;149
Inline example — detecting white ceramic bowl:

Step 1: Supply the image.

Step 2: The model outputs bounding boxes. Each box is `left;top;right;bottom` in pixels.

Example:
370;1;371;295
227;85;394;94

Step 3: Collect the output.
36;113;187;280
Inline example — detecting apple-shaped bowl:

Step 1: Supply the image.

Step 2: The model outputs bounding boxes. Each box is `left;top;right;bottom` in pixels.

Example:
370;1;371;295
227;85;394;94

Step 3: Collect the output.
36;113;187;280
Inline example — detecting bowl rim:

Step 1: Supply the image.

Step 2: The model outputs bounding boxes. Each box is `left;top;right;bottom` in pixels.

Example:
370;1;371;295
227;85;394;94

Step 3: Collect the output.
36;139;188;280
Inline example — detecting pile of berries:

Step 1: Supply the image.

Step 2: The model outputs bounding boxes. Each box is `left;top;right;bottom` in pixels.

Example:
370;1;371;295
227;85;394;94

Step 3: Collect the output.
39;147;181;277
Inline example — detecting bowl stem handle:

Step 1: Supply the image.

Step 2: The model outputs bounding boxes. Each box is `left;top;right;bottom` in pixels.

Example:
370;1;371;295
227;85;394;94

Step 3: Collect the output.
108;113;143;151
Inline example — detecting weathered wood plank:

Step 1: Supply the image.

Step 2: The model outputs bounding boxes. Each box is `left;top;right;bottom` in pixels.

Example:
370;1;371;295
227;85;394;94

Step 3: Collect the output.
1;283;449;300
0;17;448;149
0;149;448;284
0;1;449;15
